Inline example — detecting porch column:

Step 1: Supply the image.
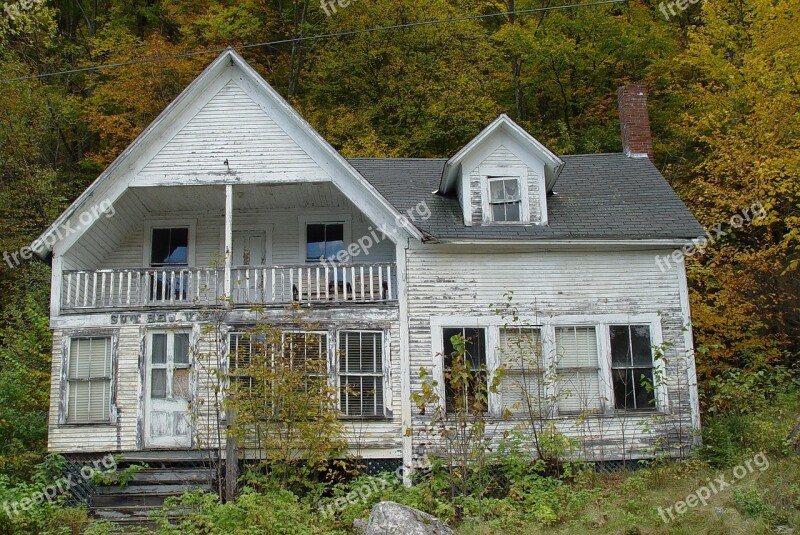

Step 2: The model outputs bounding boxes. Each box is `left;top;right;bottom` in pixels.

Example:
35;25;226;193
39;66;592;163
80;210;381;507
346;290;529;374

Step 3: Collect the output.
224;184;233;304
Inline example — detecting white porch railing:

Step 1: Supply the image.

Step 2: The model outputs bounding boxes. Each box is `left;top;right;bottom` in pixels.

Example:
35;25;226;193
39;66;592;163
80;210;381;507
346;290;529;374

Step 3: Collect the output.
61;263;396;311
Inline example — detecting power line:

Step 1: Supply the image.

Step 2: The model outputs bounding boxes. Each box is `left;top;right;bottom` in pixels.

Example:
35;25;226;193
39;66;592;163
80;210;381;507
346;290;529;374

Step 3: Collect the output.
0;0;627;83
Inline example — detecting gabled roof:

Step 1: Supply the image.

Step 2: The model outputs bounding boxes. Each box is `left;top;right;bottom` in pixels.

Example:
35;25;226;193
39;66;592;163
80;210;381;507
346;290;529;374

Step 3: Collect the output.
34;49;421;257
439;114;565;195
351;154;704;241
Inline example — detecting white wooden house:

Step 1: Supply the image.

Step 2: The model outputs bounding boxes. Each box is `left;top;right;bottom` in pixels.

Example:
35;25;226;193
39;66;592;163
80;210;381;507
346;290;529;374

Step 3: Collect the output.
35;49;704;475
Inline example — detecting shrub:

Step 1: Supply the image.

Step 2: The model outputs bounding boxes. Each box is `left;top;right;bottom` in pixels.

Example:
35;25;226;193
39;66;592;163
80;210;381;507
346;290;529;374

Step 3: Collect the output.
153;488;339;535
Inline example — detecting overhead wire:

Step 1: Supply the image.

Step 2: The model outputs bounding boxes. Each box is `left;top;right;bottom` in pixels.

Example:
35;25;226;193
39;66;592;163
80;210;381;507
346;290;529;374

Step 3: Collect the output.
0;0;628;83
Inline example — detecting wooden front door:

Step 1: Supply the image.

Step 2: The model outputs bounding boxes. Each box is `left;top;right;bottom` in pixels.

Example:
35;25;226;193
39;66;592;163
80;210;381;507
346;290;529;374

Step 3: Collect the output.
145;331;192;448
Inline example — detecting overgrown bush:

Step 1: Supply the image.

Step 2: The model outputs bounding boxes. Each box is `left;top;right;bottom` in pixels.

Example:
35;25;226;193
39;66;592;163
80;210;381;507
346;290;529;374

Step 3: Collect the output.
153;488;340;535
701;389;800;467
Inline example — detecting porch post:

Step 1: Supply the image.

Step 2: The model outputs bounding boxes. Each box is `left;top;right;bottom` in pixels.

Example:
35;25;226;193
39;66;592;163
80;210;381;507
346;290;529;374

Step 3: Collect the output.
224;184;233;305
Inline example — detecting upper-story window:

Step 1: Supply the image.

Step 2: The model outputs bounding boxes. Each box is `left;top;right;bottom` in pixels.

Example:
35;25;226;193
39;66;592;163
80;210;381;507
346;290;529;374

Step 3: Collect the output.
151;227;189;267
306;223;345;263
488;177;522;222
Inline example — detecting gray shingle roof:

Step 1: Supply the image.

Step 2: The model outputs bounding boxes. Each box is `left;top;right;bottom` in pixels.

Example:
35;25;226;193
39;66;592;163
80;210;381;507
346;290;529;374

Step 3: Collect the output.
348;154;704;240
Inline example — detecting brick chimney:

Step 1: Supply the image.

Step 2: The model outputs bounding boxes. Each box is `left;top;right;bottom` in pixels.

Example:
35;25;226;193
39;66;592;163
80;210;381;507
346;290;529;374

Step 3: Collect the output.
617;83;654;161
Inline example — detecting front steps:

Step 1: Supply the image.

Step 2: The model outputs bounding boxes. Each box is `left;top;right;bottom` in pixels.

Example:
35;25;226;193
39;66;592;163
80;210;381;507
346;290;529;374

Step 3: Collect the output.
89;451;218;532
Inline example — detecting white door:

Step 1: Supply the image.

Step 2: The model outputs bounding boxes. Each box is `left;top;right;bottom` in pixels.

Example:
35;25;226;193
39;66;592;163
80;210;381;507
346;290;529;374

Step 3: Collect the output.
232;231;267;302
145;331;192;448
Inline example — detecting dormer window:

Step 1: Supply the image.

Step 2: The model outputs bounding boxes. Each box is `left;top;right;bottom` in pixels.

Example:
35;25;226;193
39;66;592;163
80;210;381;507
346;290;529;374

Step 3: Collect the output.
480;167;529;225
489;177;522;222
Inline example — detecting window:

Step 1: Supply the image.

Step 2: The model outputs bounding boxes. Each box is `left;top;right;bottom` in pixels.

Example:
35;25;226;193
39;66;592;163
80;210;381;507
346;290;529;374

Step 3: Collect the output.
283;332;328;392
150;228;189;267
229;332;268;390
149;227;189;301
499;327;545;416
306;223;345;263
610;325;656;410
442;327;487;413
488;177;522;222
150;332;191;401
66;337;113;423
228;330;330;407
339;331;384;417
554;326;602;415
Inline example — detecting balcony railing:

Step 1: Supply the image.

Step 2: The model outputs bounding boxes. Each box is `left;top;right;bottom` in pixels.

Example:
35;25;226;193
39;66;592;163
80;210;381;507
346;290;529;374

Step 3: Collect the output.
60;263;396;311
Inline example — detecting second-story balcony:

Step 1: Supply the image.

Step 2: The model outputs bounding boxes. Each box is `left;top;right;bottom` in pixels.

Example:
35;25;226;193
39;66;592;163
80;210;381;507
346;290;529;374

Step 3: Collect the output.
60;263;397;312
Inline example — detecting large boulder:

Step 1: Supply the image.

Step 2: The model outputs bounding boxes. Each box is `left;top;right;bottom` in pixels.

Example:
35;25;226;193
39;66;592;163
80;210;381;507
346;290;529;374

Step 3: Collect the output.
365;501;453;535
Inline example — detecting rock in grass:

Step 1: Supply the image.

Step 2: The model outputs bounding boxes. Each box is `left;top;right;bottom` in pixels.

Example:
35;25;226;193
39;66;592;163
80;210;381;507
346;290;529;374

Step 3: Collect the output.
365;501;453;535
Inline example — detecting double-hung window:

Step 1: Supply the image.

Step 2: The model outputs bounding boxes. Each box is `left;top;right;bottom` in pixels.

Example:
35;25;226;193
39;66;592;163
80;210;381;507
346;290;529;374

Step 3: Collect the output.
499;327;546;416
554;326;602;415
149;227;189;301
66;337;113;424
283;331;328;393
306;223;345;263
338;331;384;417
610;325;656;410
442;327;487;413
488;177;522;222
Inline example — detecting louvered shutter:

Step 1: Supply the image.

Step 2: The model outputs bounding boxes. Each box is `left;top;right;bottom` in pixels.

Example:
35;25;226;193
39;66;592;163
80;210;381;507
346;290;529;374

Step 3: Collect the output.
554;327;601;414
339;331;384;417
498;328;546;415
67;337;112;423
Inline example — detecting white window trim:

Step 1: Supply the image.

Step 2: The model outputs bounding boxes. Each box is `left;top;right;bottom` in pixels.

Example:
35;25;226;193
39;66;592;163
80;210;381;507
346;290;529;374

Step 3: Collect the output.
479;166;530;225
430;317;499;416
60;330;118;426
298;214;352;265
227;327;391;419
145;329;193;401
336;330;391;418
497;325;550;418
429;313;668;418
143;219;197;267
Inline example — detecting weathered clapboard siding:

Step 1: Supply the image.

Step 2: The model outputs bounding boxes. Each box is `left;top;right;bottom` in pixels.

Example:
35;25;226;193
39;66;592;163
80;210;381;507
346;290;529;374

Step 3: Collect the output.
138;81;327;181
50;311;404;455
469;145;542;225
405;244;695;460
48;327;142;452
62;191;149;271
190;315;404;456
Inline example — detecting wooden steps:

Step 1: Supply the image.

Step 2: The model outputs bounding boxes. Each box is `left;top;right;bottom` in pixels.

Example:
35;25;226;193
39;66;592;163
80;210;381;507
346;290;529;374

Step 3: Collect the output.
88;451;218;532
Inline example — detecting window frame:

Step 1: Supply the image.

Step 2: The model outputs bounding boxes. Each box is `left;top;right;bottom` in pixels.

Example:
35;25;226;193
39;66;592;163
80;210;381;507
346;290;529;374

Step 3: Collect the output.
142;219;197;268
298;215;352;265
146;329;193;402
552;325;603;416
497;326;548;417
609;324;658;411
430;314;667;418
479;167;530;225
336;330;390;419
430;317;500;416
59;330;118;426
227;327;391;420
